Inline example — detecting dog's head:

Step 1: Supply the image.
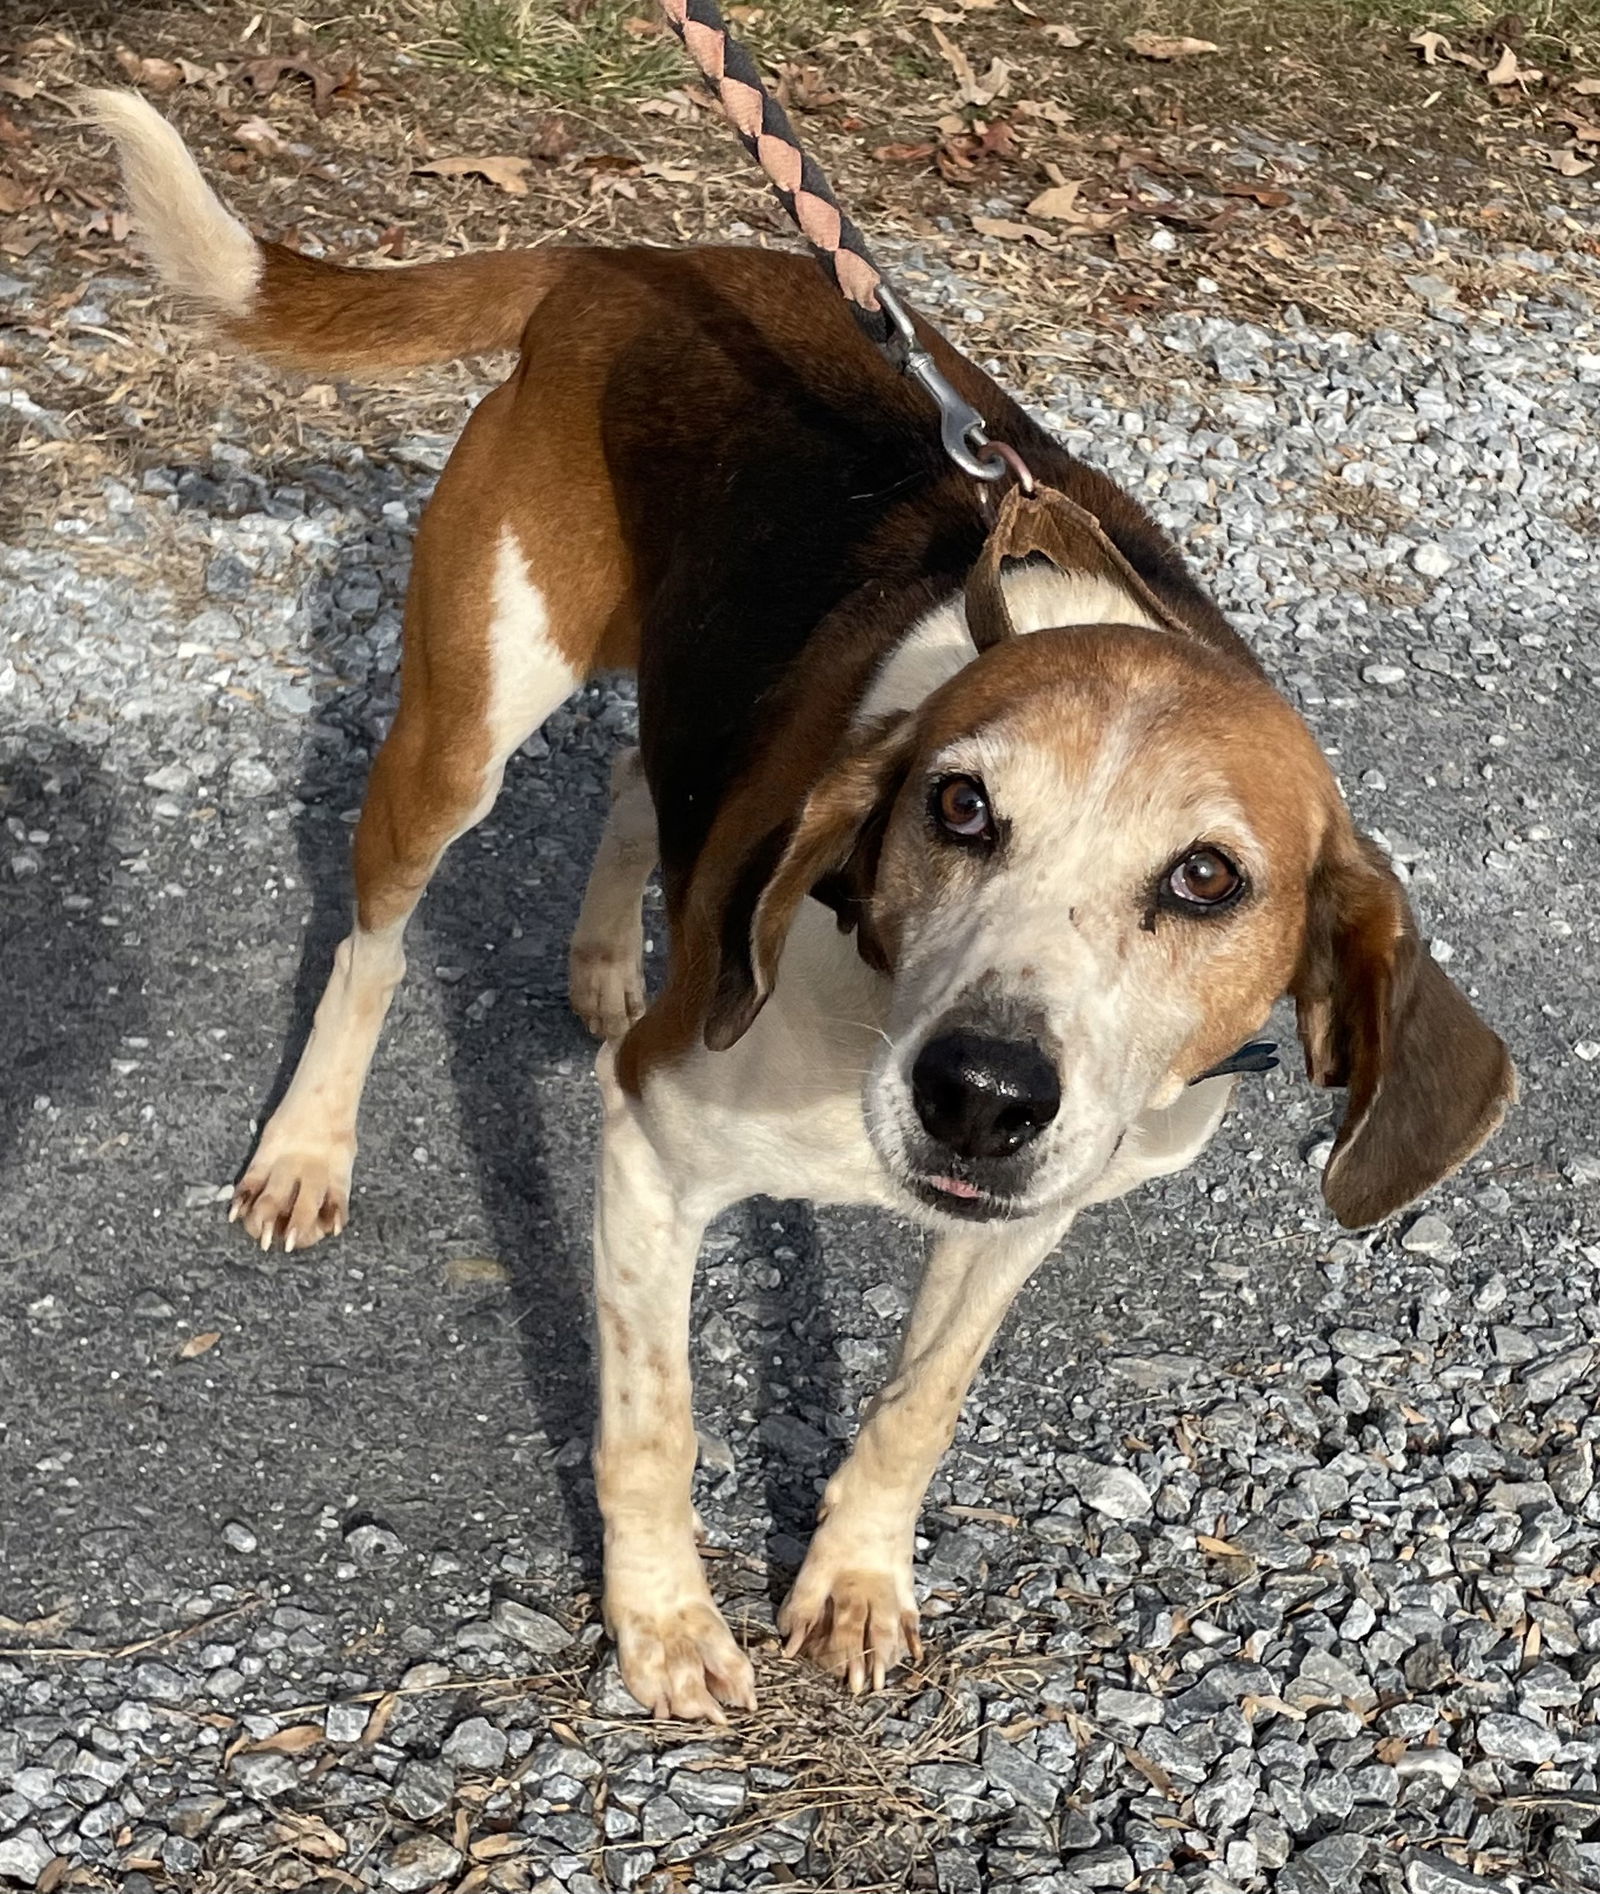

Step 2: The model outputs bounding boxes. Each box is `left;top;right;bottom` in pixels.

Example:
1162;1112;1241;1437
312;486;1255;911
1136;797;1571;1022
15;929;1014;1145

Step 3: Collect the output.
703;623;1513;1229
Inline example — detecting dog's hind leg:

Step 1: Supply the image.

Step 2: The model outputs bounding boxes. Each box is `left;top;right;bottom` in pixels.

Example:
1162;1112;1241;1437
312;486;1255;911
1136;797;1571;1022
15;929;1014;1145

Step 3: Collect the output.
232;391;608;1251
570;748;657;1041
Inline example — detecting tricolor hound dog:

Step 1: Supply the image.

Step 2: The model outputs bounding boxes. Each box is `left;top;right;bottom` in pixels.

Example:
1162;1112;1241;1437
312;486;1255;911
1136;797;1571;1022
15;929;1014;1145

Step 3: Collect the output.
98;91;1515;1722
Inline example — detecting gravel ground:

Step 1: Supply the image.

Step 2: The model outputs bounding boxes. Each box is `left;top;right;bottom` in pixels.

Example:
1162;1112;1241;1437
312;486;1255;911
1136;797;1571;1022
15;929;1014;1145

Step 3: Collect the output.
2;220;1600;1893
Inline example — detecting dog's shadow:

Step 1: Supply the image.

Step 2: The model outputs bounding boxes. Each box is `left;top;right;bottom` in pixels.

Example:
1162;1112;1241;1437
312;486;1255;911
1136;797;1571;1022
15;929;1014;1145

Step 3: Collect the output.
248;471;602;1567
0;727;145;1180
267;465;844;1581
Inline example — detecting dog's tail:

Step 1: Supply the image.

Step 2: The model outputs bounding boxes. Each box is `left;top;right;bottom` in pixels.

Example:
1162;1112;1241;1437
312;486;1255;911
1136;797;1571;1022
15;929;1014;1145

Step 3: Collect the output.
86;89;561;373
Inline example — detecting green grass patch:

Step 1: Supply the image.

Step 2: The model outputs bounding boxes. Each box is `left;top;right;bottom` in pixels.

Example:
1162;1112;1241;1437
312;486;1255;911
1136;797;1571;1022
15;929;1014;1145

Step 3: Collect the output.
417;0;863;104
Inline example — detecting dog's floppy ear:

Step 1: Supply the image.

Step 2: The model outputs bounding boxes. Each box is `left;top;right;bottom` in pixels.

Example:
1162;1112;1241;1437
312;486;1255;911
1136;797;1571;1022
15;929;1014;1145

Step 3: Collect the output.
704;718;914;1052
1293;829;1515;1229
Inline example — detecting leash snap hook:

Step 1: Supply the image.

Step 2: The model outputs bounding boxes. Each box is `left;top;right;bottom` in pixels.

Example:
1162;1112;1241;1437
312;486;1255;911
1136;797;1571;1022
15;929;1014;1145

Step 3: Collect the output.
878;284;1006;485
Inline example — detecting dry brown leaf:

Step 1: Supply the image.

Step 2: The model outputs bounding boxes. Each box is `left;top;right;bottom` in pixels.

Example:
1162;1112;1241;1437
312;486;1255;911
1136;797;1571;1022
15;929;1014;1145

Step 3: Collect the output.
83;205;131;243
935;117;1021;179
636;89;706;123
1486;45;1541;86
470;1835;527;1862
1576;77;1600;96
0;111;29;147
1042;23;1086;47
1407;29;1484;71
269;1812;346;1859
416;155;532;196
622;14;665;36
113;51;185;92
360;1692;397;1747
971;213;1053;243
1550;146;1594;175
1026;180;1087;219
527;114;577;162
1561;113;1600;142
1125;1746;1177;1796
872;140;937;161
1196;1532;1249;1557
775;63;844;112
444;1256;512;1288
1220;181;1292;207
0;1604;73;1637
1125;32;1219;60
177;1329;221;1360
239;52;356;115
243;1724;323;1756
1016;97;1072;125
931;24;1012;106
233;116;287;155
0;77;39;100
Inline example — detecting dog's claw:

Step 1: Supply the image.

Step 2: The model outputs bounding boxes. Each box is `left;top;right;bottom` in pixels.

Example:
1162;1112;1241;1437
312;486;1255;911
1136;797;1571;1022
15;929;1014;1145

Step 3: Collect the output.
779;1553;921;1695
608;1591;756;1723
232;1137;353;1254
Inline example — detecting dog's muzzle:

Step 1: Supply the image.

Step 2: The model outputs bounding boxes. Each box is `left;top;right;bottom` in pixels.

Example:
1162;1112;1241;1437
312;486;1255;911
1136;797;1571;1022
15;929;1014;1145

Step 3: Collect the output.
902;1027;1061;1220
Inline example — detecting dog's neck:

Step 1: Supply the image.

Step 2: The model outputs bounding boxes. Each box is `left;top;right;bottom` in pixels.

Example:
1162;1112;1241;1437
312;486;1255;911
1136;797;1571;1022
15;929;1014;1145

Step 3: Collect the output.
857;561;1163;723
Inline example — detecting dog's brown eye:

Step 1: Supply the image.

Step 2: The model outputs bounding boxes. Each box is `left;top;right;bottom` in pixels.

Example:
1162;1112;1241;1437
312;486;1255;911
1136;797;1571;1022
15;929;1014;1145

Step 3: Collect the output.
933;775;994;843
1167;847;1243;909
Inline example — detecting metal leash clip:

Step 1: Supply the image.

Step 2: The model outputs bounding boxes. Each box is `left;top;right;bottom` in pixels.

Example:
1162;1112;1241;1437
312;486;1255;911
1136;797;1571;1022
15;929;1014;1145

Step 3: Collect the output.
878;284;1007;484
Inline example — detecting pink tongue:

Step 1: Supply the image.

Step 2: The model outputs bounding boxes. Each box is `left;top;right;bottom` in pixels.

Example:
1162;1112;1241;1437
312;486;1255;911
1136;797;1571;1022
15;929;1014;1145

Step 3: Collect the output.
931;1175;981;1200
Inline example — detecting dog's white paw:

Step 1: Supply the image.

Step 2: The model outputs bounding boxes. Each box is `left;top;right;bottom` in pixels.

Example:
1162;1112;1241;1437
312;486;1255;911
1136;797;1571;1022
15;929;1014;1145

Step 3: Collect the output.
569;937;646;1042
607;1590;756;1723
231;1131;353;1252
780;1539;922;1694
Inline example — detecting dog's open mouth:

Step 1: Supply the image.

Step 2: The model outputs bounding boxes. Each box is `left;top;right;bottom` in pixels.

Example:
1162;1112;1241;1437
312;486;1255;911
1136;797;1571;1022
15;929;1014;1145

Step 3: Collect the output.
908;1172;1017;1221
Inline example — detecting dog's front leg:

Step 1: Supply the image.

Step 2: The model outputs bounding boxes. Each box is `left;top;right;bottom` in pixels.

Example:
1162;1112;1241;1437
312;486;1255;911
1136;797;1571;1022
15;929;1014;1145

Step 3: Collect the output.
780;1212;1070;1691
592;1056;756;1722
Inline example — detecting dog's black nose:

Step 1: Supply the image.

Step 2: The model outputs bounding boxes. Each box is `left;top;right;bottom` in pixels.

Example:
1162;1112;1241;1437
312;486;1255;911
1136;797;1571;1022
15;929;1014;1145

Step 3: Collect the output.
911;1031;1061;1160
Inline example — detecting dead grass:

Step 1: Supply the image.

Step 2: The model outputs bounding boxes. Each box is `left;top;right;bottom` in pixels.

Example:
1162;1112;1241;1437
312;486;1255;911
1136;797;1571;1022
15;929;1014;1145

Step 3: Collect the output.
1;0;1594;552
3;4;1599;553
1319;470;1417;538
182;1600;1079;1891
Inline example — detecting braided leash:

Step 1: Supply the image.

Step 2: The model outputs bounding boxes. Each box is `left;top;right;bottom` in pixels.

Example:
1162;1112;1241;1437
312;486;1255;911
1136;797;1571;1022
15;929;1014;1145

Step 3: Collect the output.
658;0;1007;483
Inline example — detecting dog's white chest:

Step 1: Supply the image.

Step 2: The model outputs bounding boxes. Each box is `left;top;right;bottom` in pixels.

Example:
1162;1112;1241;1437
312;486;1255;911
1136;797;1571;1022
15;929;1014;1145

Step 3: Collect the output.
637;903;900;1213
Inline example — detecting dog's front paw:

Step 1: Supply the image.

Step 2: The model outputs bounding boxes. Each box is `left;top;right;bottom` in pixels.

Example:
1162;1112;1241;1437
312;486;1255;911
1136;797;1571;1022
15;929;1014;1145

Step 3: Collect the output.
607;1590;757;1723
569;937;646;1042
230;1133;353;1253
779;1542;921;1694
